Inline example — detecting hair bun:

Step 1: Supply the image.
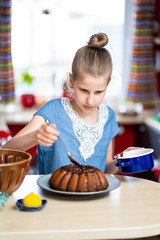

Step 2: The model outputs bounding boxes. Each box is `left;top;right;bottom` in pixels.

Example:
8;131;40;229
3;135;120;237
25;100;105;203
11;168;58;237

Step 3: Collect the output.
88;33;108;48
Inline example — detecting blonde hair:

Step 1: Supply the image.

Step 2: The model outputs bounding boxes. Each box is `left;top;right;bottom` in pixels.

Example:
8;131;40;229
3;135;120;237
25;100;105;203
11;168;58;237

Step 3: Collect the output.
71;33;112;83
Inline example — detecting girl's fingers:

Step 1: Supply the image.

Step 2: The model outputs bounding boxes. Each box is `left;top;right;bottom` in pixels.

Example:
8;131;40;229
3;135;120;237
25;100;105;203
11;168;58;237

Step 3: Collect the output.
40;124;59;137
37;138;55;147
124;147;144;152
37;133;58;144
42;124;59;136
36;124;59;146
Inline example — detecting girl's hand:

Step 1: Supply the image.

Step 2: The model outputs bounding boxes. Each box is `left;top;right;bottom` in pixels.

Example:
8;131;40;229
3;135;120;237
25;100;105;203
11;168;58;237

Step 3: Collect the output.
123;146;144;152
36;124;59;147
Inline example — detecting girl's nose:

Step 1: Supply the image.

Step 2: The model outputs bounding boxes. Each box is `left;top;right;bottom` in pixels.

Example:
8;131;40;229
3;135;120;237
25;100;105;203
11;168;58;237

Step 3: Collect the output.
87;94;94;105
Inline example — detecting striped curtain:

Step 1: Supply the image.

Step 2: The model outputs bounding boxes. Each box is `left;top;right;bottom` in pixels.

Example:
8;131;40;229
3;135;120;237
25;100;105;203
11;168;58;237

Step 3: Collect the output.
127;0;158;106
0;0;14;103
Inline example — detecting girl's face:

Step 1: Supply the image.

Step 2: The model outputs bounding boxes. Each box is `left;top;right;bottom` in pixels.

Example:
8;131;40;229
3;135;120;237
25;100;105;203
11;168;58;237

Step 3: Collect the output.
70;74;108;115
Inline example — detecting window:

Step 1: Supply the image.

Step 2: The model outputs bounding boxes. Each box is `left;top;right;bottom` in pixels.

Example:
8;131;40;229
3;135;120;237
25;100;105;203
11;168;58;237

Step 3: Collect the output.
11;0;125;100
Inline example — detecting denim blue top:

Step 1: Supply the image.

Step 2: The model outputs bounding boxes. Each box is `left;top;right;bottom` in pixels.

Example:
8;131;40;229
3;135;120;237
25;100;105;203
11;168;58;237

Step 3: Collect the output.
34;97;120;174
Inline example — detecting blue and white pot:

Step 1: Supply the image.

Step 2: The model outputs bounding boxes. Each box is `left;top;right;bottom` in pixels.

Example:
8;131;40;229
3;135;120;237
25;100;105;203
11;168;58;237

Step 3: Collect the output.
116;148;154;174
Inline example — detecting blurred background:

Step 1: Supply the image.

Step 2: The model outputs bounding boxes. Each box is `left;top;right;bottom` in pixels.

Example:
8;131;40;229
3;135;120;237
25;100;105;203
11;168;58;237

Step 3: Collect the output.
11;0;126;101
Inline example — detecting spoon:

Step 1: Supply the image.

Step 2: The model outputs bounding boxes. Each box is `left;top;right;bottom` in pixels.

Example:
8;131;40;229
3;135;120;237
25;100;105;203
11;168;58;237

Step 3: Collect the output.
45;119;82;168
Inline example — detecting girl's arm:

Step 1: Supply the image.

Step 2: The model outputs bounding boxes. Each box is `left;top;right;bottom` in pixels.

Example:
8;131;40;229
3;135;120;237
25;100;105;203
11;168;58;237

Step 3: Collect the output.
2;115;59;151
105;139;118;174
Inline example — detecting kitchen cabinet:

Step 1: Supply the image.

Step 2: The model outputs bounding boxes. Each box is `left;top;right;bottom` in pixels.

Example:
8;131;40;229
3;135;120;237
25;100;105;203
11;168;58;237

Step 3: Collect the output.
7;124;37;172
7;124;26;137
145;125;160;159
6;108;38;159
114;124;149;155
135;124;160;181
114;122;160;157
114;123;158;181
114;124;136;155
8;123;37;158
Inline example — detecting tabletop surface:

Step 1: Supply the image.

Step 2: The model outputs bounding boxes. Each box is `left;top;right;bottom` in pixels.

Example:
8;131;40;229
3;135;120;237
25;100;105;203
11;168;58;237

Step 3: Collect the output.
0;174;160;240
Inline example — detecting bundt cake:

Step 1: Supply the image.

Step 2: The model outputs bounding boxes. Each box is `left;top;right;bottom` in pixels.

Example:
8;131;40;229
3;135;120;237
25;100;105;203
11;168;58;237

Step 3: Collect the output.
49;164;109;192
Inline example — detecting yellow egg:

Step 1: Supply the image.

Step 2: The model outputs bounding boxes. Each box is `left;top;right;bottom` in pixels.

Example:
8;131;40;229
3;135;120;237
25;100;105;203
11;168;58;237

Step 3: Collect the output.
22;192;42;207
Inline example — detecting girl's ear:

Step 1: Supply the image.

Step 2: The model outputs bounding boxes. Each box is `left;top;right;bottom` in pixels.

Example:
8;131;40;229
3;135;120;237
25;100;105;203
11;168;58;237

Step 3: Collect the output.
69;73;74;88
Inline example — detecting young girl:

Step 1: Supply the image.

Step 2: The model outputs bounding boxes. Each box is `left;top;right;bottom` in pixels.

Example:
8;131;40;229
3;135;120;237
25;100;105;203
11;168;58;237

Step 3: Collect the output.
3;33;121;174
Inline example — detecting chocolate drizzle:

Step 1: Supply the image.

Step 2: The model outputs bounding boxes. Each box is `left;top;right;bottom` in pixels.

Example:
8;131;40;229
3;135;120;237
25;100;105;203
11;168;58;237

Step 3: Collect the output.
60;164;99;174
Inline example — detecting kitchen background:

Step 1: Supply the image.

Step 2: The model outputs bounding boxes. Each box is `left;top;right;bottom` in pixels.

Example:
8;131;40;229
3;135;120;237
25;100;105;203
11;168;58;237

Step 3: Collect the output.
0;0;160;180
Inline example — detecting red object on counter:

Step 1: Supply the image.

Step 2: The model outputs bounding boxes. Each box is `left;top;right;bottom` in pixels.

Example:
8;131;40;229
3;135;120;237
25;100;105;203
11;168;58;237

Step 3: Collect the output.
0;130;11;138
153;167;160;182
0;130;12;147
21;94;35;108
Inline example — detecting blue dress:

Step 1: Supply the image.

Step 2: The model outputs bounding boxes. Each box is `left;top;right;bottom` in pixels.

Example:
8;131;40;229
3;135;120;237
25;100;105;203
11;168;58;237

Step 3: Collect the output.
34;97;120;174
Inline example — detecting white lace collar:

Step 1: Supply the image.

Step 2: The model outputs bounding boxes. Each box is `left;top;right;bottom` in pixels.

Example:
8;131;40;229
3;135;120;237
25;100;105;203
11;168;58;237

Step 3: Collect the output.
61;98;108;162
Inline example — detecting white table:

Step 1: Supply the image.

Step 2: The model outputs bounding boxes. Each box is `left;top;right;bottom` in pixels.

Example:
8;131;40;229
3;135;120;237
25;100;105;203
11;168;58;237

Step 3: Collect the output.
0;174;160;240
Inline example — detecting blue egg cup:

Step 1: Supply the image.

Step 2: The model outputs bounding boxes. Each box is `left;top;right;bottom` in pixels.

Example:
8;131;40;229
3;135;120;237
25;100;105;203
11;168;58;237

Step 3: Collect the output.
16;199;47;211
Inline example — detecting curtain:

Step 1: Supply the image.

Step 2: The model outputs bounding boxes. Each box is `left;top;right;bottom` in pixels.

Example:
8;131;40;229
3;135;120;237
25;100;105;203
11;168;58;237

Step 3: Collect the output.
0;0;14;103
127;0;158;106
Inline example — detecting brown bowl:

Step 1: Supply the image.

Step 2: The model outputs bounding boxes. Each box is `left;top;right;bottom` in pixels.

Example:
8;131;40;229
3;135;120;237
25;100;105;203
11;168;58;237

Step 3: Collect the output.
0;148;32;195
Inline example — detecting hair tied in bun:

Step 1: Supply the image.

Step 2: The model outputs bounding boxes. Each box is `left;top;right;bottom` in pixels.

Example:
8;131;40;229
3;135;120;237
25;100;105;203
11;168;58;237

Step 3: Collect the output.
88;33;108;48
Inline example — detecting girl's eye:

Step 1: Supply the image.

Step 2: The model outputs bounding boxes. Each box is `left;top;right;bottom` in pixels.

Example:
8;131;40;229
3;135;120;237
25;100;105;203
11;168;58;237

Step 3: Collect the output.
96;91;103;94
81;89;87;92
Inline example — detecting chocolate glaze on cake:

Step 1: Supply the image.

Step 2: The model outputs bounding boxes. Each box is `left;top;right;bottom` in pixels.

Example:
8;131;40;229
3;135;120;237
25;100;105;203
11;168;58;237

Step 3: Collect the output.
49;164;109;192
